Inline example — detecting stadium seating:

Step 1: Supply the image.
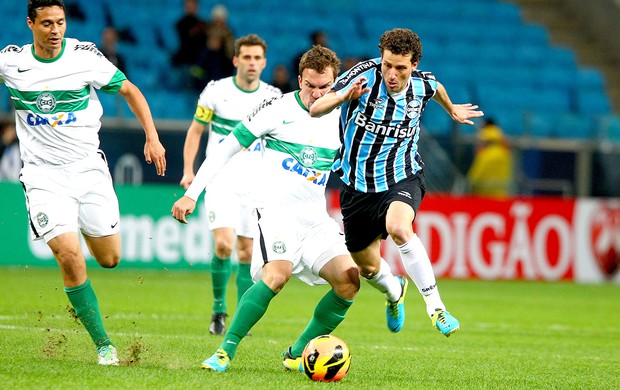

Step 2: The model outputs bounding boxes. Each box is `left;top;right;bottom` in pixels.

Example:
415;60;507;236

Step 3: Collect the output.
0;0;617;144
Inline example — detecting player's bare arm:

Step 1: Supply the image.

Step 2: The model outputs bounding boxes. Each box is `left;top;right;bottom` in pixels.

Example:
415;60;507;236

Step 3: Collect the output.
309;77;370;117
433;82;484;125
118;79;167;176
180;120;206;189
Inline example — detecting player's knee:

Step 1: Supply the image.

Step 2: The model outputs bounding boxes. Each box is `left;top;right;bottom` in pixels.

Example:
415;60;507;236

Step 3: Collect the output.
214;241;234;258
237;248;252;263
51;246;81;265
97;252;120;268
334;267;360;300
261;271;290;293
387;224;413;246
358;263;380;279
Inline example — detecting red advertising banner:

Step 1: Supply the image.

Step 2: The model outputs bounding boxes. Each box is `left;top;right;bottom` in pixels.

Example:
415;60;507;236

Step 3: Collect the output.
326;190;620;283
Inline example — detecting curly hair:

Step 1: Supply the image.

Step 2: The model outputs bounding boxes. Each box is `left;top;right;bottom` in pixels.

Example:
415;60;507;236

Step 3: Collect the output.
378;28;422;64
234;34;267;57
298;45;341;77
28;0;65;21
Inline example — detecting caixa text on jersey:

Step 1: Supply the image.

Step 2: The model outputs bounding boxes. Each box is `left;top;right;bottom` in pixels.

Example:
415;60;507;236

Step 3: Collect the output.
26;112;77;127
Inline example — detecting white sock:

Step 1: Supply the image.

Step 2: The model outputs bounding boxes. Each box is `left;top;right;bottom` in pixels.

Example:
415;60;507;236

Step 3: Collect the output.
364;258;402;302
398;234;446;317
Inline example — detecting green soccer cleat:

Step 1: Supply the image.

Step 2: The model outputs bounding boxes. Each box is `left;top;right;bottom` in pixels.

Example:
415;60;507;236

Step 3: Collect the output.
97;345;119;366
282;347;303;372
201;348;231;372
432;309;460;337
386;276;408;332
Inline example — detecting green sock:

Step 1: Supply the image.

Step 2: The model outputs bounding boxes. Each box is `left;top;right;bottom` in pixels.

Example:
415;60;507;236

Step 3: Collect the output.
236;263;254;304
290;289;353;357
220;280;276;359
211;255;231;314
64;279;112;349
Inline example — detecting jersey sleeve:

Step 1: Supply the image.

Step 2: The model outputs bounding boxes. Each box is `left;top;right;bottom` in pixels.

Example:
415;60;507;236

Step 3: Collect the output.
415;70;439;95
193;80;217;124
332;58;378;94
76;41;126;93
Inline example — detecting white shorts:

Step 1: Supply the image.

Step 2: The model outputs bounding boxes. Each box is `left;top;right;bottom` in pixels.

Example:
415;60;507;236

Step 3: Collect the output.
204;152;259;238
250;207;349;286
20;152;120;243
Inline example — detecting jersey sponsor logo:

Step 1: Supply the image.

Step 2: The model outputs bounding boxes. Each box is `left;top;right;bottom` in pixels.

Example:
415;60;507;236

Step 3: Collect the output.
353;111;415;138
74;43;104;57
36;212;49;228
247;96;281;122
1;45;23;54
406;98;423;119
368;98;384;109
281;157;328;186
36;92;56;113
272;241;286;254
26;112;77;128
299;147;318;168
335;59;376;89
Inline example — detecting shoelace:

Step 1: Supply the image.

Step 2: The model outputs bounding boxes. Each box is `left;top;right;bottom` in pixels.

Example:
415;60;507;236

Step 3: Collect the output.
387;301;400;317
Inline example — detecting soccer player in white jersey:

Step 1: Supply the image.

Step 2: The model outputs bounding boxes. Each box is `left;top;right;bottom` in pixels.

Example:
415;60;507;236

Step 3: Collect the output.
0;0;166;365
172;46;359;372
179;34;281;336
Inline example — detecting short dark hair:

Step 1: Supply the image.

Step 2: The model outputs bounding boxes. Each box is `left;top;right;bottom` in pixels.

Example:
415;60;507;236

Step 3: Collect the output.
28;0;65;21
234;34;267;57
378;28;422;64
298;45;340;78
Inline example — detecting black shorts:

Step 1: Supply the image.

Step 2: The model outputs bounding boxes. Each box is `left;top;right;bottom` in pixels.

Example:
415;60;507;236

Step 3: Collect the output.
339;171;426;253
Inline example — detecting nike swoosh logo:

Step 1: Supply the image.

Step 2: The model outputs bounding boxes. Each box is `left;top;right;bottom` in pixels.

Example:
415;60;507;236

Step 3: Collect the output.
17;68;32;73
226;340;237;345
111;222;119;228
282;120;295;125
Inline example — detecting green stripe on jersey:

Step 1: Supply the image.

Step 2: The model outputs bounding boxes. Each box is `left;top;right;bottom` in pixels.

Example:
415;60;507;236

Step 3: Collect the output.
264;137;337;170
212;115;240;136
100;70;127;94
232;123;259;148
8;86;90;114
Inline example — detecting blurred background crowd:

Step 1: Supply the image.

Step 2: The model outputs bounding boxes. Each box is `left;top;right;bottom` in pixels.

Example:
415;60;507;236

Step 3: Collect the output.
1;0;620;198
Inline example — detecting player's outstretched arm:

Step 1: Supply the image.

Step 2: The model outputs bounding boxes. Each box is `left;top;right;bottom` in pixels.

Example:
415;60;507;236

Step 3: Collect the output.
433;82;484;125
180;120;206;189
172;134;243;223
309;77;370;117
118;79;167;176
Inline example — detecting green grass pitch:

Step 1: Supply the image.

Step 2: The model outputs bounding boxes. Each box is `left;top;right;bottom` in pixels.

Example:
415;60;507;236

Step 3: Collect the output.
0;266;618;389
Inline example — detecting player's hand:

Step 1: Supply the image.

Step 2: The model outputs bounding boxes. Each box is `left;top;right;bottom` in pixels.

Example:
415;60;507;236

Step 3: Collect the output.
344;77;370;102
171;196;196;224
144;139;166;176
179;173;194;190
450;104;484;125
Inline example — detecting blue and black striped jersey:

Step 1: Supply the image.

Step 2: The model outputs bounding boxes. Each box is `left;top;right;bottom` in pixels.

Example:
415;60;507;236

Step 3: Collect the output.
331;58;438;193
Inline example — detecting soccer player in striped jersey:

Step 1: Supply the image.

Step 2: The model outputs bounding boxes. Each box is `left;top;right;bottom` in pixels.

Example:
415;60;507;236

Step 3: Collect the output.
172;46;359;372
179;34;281;336
0;0;166;365
310;28;483;337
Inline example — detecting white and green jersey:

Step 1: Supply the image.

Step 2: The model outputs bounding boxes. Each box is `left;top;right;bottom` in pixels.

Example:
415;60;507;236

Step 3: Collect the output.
193;76;281;156
0;38;125;166
232;91;340;215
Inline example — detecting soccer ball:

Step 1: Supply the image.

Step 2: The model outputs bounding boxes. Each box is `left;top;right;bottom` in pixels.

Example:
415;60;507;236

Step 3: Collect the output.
302;334;351;382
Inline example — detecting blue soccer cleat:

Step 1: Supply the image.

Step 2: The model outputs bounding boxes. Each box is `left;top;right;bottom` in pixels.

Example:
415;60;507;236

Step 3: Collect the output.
386;276;408;332
201;348;231;372
432;309;460;337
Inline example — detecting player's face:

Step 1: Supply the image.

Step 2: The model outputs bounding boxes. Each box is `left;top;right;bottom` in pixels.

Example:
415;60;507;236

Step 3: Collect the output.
297;68;335;109
381;49;418;94
27;6;66;59
234;45;267;84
